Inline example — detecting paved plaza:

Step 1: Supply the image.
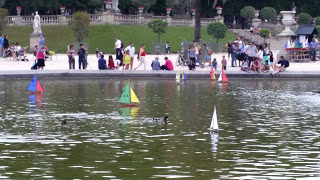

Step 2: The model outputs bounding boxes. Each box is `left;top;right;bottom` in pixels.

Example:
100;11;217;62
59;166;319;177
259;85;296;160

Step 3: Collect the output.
1;51;320;73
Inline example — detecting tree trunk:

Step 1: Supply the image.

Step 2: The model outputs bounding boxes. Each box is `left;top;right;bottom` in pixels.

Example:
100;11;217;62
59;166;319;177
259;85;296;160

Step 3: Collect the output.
158;33;161;43
193;0;202;42
216;38;219;43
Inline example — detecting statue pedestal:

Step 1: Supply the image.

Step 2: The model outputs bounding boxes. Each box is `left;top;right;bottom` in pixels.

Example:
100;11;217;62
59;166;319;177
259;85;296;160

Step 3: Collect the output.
29;33;42;53
252;18;261;28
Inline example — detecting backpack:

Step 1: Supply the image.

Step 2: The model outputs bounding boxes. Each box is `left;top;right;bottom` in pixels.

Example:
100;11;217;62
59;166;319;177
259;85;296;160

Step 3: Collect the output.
227;44;233;53
199;48;202;55
207;48;213;55
285;60;290;67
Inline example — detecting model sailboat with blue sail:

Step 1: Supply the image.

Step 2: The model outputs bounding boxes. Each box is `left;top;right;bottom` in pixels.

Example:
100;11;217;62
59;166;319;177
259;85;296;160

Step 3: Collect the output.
28;75;43;94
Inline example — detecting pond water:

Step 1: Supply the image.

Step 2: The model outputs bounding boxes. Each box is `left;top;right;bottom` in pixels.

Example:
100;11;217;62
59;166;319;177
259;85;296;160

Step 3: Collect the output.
0;79;320;179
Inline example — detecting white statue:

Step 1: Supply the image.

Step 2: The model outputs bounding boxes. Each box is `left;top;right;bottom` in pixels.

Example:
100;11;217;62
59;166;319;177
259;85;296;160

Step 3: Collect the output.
33;11;42;34
112;0;120;12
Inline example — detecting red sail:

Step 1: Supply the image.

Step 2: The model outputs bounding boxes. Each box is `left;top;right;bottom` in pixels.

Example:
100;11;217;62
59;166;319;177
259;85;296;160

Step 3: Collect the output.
222;69;229;82
36;80;44;92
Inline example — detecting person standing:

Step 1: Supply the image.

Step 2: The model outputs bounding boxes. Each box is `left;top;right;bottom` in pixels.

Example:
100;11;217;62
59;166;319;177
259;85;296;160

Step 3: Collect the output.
3;35;9;55
194;43;204;68
134;44;146;70
231;42;237;67
77;44;87;69
226;40;233;60
125;42;135;70
39;34;45;48
36;47;47;70
203;44;212;66
114;37;121;60
245;42;258;67
310;38;318;62
67;45;75;69
188;45;196;70
0;34;4;57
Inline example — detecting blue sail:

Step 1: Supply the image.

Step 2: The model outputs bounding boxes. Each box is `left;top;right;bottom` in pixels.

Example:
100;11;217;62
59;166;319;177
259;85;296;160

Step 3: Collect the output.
28;75;37;92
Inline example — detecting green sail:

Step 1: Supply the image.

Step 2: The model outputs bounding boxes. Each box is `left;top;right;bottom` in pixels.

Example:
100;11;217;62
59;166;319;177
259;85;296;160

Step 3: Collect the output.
119;83;131;104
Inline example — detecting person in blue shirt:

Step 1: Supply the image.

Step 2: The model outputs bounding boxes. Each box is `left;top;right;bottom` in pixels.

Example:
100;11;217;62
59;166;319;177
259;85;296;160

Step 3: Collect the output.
39;34;45;48
0;33;4;57
98;54;107;70
77;44;87;69
310;38;318;62
151;57;161;70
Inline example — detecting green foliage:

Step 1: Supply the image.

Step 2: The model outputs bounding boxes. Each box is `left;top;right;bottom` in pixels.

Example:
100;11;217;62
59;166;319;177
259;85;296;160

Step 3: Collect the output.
147;19;168;43
315;17;320;25
3;25;237;53
259;29;270;39
316;26;320;37
260;7;277;21
298;13;312;25
0;8;7;33
207;22;228;43
149;0;167;15
68;11;90;43
240;6;255;20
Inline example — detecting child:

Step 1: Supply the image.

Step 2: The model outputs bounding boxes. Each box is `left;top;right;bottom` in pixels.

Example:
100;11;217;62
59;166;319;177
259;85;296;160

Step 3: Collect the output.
221;55;227;70
212;58;217;70
241;58;250;72
262;60;270;73
108;55;115;70
123;50;131;70
165;41;170;54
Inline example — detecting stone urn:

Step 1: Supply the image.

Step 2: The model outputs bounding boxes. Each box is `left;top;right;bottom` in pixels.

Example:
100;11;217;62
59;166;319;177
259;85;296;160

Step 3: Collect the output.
279;11;296;36
191;9;196;16
216;6;222;16
16;7;21;16
254;10;260;19
166;8;171;16
138;7;144;14
60;6;65;14
104;1;112;10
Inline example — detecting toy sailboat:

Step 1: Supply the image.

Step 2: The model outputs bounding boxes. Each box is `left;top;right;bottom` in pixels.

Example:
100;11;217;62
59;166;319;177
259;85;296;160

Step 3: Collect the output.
27;75;43;94
209;106;219;132
182;72;187;81
119;83;140;107
210;66;216;80
176;70;181;84
218;69;228;83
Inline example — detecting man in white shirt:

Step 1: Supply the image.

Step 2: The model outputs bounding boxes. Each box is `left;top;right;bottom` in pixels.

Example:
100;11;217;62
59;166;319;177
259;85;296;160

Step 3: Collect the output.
125;42;135;70
114;37;121;60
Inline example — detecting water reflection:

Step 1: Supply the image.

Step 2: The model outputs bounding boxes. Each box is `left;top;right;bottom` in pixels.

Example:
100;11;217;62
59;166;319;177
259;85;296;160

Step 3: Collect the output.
0;79;319;179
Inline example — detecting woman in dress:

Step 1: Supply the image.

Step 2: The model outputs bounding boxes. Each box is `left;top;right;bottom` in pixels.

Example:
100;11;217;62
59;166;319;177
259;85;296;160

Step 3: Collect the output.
36;47;47;70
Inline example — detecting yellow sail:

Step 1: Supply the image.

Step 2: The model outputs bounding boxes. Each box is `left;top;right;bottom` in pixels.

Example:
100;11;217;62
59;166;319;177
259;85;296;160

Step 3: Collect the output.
130;88;140;104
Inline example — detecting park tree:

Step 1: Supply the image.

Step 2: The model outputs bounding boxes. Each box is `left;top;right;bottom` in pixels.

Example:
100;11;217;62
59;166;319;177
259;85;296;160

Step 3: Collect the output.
260;7;277;21
147;19;168;43
68;11;90;43
259;29;270;39
316;17;320;25
194;0;201;42
0;8;7;32
298;13;312;25
207;22;227;43
240;6;255;20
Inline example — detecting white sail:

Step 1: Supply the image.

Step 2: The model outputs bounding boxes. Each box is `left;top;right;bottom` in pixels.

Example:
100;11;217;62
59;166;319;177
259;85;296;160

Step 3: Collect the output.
210;106;219;130
218;72;223;82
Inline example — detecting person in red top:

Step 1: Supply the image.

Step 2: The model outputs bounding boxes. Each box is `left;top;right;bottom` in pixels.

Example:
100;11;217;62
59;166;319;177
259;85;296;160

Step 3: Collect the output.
108;55;115;70
161;57;174;71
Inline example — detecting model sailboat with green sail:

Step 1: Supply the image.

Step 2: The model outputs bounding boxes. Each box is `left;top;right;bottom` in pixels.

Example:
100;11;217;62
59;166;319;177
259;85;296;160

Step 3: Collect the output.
119;83;140;107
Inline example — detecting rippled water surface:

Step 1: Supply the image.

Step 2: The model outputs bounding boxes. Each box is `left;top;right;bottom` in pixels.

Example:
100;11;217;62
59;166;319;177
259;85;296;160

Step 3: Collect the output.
0;78;320;179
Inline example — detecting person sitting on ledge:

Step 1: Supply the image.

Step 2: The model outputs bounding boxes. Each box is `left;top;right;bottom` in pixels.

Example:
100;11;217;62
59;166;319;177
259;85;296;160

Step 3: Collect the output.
272;56;289;75
241;58;250;72
151;57;161;70
108;55;115;70
161;57;174;71
251;57;261;73
98;54;107;70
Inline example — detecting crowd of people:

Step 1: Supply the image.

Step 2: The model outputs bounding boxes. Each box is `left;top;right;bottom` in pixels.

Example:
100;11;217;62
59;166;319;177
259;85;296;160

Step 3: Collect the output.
0;33;27;61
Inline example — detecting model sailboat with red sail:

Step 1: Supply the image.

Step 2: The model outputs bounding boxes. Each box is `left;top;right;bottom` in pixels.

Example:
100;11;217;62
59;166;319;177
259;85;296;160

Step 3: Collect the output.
28;75;43;94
